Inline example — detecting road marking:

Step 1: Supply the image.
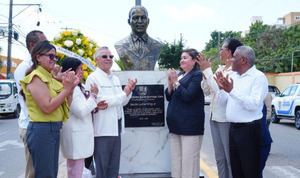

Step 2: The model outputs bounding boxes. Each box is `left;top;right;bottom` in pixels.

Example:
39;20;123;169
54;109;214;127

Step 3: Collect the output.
267;166;300;178
0;139;24;151
200;158;218;178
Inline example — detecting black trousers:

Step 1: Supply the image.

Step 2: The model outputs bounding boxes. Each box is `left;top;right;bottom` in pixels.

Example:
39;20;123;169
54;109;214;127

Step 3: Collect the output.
229;120;261;178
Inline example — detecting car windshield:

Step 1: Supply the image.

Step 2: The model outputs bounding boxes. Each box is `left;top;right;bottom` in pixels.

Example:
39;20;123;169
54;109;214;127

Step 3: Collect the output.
0;83;12;96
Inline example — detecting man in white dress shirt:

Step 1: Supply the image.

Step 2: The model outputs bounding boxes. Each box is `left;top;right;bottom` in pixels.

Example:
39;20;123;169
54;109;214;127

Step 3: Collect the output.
14;30;47;178
85;46;137;178
215;46;268;178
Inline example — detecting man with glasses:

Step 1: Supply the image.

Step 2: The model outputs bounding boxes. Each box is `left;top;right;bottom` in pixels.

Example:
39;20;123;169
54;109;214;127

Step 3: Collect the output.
85;46;137;178
115;6;162;70
14;30;47;178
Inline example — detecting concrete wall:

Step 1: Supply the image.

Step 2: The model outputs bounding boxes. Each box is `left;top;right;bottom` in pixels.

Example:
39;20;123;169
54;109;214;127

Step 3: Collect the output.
265;72;300;92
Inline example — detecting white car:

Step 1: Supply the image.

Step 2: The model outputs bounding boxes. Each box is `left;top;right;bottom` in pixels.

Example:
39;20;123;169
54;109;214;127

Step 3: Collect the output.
271;84;300;129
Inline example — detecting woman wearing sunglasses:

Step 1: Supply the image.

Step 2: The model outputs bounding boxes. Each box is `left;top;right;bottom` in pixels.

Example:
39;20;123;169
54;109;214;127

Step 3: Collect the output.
20;41;79;178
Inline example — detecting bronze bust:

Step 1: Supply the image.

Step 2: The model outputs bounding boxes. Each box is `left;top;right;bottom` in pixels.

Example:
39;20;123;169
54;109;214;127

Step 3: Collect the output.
115;6;163;71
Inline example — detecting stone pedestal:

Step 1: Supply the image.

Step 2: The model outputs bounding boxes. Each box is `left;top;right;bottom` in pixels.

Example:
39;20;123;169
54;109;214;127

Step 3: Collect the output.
114;71;170;174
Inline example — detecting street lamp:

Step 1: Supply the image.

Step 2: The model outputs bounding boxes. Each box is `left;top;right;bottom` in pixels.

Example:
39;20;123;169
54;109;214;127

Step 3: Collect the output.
291;50;300;72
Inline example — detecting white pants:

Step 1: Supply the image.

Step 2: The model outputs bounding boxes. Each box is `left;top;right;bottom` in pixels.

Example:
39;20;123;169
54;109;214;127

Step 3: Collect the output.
170;133;203;178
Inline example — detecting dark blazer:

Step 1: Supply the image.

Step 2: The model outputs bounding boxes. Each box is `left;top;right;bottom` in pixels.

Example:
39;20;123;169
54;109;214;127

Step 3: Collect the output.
165;68;205;135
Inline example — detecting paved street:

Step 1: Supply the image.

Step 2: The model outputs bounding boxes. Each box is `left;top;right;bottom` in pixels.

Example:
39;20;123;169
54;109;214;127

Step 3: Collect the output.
0;116;24;178
1;106;300;178
201;105;300;178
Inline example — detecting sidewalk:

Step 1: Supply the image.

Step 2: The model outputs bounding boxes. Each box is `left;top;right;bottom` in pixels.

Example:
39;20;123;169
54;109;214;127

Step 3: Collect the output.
57;158;210;178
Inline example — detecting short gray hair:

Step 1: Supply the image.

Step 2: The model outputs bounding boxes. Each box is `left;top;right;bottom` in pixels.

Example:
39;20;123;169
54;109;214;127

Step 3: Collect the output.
94;46;109;59
236;46;255;67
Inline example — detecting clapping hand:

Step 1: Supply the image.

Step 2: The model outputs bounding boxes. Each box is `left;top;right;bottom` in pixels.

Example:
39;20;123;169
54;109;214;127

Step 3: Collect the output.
62;70;80;92
214;71;233;93
52;65;64;82
90;83;99;96
97;100;108;110
124;78;137;96
167;69;178;87
196;53;211;72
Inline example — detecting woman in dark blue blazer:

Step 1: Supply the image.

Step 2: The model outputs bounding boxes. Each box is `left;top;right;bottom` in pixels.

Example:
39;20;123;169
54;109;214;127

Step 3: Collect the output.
165;48;205;178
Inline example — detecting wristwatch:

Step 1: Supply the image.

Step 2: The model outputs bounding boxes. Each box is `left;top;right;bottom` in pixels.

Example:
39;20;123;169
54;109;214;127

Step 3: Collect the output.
173;81;180;90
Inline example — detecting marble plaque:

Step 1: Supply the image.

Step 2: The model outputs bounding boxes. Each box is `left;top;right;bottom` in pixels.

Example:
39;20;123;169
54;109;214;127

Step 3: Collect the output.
124;84;165;127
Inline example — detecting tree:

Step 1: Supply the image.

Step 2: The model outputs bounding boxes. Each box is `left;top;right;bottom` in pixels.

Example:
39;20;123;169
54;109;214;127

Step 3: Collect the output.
243;22;300;73
115;59;125;71
204;31;242;51
158;35;184;69
201;30;242;72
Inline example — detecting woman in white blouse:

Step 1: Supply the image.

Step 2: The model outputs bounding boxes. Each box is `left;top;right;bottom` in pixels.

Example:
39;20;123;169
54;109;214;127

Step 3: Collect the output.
60;57;107;178
198;39;243;178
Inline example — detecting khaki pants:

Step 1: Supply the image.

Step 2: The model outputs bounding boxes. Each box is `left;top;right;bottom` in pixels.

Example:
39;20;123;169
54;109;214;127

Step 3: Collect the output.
170;133;203;178
19;128;34;178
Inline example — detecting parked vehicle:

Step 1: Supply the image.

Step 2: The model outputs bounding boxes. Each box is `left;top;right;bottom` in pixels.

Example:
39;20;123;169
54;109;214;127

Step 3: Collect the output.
0;79;20;118
271;84;300;129
268;85;281;99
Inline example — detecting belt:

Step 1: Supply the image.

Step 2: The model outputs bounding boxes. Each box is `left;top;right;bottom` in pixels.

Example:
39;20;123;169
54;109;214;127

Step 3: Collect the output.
231;119;260;128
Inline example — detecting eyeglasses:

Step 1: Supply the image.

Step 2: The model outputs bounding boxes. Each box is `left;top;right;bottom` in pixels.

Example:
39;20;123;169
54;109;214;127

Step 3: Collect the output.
219;48;228;52
101;55;114;59
41;54;59;61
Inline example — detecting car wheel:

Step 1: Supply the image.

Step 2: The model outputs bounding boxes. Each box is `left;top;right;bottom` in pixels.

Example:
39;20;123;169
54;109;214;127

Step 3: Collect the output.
295;110;300;130
271;107;280;123
13;104;20;118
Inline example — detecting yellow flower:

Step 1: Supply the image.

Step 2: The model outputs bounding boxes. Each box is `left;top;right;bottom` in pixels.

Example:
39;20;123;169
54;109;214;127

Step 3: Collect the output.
83;39;89;46
92;61;97;66
57;43;62;47
82;64;88;70
57;52;64;58
88;51;92;56
83;71;88;79
63;31;71;36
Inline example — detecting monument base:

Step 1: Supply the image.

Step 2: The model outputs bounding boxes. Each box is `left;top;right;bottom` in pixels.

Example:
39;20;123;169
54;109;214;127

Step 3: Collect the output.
114;71;170;175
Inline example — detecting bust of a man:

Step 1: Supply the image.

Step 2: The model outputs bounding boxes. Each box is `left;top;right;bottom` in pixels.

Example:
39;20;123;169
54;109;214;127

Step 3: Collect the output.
114;6;163;70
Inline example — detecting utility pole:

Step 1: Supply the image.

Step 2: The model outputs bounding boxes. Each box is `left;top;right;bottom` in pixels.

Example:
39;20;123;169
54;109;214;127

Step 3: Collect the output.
6;2;41;79
217;31;220;65
291;50;300;72
136;0;141;6
7;0;13;79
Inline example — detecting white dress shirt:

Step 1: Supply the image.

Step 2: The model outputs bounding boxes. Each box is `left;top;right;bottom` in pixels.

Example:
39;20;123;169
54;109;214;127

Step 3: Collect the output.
85;68;132;137
217;66;268;123
201;65;233;122
14;55;32;129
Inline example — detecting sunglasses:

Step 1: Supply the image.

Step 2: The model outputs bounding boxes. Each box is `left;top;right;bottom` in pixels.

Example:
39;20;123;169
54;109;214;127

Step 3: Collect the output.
101;55;114;59
41;54;59;61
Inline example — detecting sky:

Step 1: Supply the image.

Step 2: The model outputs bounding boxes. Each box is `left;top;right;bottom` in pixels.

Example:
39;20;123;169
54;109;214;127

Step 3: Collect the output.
0;0;300;61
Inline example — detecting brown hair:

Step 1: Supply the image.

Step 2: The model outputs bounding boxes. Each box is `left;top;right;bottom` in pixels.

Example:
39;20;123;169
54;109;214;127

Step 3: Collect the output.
182;48;199;69
26;41;56;76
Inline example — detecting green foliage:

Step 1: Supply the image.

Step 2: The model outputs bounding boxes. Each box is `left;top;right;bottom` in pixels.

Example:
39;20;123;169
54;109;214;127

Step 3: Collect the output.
201;31;242;72
243;22;300;73
204;31;242;51
158;35;184;69
115;59;125;71
203;22;300;73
